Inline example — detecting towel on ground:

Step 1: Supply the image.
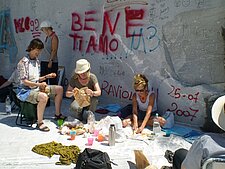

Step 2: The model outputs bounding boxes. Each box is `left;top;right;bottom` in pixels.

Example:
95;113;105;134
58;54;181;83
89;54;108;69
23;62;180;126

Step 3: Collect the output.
32;141;80;165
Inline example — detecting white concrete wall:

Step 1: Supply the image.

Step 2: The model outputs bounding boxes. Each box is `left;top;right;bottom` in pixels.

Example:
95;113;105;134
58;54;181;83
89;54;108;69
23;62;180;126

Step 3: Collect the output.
0;0;225;127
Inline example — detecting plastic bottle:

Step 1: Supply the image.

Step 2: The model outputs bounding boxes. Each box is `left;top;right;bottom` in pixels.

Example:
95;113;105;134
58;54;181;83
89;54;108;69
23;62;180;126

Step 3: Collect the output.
108;124;116;146
153;113;161;135
87;111;95;133
5;95;11;115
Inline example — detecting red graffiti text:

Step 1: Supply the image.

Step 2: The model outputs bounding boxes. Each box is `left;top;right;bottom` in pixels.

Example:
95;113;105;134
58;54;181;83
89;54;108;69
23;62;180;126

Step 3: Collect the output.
101;80;133;100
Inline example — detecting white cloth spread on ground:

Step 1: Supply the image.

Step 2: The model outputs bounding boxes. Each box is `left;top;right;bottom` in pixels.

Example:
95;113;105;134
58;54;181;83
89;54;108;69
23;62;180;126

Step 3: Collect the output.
0;99;192;169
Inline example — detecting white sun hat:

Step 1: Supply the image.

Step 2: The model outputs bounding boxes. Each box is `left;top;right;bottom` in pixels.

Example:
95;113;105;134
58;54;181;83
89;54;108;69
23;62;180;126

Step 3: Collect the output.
211;95;225;131
40;20;52;29
75;59;90;74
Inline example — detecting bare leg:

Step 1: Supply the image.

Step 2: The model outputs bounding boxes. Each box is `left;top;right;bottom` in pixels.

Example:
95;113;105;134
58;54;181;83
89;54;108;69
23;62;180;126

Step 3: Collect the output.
37;92;48;124
54;85;63;116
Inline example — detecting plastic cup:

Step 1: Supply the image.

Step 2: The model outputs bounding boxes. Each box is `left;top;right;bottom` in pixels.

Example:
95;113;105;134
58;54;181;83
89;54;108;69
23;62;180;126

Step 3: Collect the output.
165;130;171;137
87;137;94;145
93;129;99;137
70;130;76;140
57;119;64;128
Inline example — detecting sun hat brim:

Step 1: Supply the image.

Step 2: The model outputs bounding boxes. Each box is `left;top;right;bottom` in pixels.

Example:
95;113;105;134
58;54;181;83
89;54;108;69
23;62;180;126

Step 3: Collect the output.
74;59;90;74
211;95;225;131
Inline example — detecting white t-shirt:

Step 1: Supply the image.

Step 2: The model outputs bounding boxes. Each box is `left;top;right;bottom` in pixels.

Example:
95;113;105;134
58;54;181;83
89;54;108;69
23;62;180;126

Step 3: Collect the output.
182;133;225;169
136;91;157;112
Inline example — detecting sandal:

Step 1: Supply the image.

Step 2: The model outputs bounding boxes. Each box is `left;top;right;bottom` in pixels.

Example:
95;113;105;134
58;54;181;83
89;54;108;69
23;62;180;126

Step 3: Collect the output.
38;122;50;132
54;113;67;121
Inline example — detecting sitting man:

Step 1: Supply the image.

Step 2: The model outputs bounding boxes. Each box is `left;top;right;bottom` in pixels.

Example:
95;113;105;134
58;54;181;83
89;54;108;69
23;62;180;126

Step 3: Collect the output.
169;95;225;169
0;70;18;102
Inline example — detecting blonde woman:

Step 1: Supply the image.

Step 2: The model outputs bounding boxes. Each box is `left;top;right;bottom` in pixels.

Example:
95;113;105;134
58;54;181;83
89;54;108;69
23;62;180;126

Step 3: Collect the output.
66;59;101;122
121;74;166;134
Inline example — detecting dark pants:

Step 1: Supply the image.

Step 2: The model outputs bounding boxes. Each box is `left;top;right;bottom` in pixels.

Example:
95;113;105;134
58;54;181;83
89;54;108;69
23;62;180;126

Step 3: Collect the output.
173;148;188;169
119;104;157;120
40;61;58;85
0;84;12;102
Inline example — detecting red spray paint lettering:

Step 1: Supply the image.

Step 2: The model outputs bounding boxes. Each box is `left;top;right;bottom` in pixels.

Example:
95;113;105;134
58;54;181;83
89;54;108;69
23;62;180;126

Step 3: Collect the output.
69;7;145;54
14;17;39;33
101;80;133;100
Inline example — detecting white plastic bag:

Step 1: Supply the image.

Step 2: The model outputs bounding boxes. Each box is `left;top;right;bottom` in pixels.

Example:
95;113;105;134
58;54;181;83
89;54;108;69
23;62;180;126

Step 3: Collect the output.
162;111;174;129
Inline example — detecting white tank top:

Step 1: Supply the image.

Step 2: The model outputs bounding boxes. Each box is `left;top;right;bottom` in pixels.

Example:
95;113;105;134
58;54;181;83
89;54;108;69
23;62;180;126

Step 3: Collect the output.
136;91;157;112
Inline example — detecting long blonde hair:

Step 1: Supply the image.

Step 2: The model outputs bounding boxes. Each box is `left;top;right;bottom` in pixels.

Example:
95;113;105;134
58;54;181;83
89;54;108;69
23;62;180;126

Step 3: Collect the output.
133;74;148;90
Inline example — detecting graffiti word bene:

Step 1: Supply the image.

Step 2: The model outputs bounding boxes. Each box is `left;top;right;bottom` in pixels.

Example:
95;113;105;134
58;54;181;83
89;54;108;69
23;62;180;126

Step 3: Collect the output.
69;7;145;54
101;80;133;100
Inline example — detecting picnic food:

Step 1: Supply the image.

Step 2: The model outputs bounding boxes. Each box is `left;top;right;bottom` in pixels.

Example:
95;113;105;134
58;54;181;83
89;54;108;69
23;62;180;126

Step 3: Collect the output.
73;87;90;107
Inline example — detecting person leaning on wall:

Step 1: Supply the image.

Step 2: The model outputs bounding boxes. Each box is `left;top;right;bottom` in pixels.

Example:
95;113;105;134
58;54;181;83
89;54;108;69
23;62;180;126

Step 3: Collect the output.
39;20;59;85
167;95;225;169
65;59;101;122
15;38;66;132
119;73;166;134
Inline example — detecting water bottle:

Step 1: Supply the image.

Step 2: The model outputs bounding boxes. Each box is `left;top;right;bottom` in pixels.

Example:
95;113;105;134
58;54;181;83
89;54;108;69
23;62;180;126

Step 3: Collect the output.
109;124;116;146
5;95;11;115
87;111;95;133
153;113;161;135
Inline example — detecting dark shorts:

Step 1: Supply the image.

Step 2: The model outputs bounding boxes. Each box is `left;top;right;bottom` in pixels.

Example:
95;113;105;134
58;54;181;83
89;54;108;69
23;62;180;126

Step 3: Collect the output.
120;104;157;120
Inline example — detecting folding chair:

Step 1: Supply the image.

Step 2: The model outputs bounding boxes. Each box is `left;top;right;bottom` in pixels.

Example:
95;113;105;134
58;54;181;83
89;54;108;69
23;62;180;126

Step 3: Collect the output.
10;89;37;127
202;153;225;169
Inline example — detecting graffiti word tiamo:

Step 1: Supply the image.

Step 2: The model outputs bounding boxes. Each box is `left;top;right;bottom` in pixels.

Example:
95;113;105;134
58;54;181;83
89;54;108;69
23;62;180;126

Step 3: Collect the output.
101;80;133;100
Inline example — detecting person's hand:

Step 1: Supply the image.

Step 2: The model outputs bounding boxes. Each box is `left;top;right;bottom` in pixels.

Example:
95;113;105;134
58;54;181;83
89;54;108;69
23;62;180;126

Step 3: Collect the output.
136;126;144;134
39;82;48;92
159;117;166;126
48;73;56;78
85;88;93;96
133;122;138;132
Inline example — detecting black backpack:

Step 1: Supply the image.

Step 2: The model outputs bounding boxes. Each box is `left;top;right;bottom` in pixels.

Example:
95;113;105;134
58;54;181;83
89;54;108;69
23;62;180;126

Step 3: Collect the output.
75;148;112;169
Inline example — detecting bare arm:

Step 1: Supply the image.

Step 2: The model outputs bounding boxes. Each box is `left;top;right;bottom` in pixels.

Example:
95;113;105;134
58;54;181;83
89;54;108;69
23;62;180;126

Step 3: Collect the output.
140;93;155;129
48;35;58;68
132;94;138;131
50;35;58;61
85;82;101;97
22;79;47;89
66;85;74;98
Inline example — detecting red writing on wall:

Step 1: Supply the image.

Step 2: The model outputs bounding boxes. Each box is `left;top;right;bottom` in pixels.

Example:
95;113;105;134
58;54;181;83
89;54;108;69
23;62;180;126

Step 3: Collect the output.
167;84;200;121
167;102;199;121
168;85;199;103
14;17;41;38
101;80;133;100
69;7;145;54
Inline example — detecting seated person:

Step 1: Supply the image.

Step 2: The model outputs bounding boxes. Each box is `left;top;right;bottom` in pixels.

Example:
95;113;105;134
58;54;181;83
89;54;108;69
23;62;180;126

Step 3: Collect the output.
169;95;225;169
65;59;101;122
0;70;18;102
120;74;166;134
15;38;66;132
